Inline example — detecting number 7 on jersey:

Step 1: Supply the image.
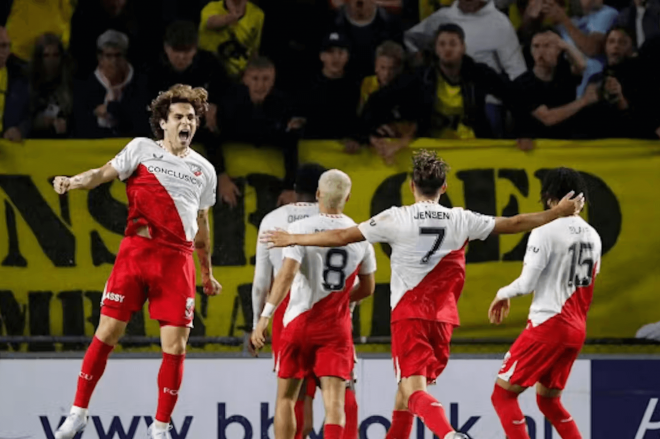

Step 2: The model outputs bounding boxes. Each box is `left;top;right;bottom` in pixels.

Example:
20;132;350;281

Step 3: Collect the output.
419;227;446;264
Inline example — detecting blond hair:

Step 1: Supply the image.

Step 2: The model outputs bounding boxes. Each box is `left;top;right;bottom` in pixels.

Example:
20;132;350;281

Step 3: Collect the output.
318;169;352;210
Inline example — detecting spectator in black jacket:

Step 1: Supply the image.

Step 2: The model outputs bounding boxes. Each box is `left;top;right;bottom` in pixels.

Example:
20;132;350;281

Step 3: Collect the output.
615;0;660;49
209;57;301;207
72;30;150;138
0;26;29;142
363;24;512;162
329;0;403;80
298;32;361;152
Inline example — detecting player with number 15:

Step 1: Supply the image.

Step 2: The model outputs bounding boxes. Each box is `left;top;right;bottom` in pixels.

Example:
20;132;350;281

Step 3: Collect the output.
263;150;585;439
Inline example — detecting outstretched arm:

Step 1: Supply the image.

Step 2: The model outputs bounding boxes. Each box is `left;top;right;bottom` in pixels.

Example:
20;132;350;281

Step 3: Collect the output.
195;208;222;296
263;226;366;248
53;162;119;193
491;191;584;235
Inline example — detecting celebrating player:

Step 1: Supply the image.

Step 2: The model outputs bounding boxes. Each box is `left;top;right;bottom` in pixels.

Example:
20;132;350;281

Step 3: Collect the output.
251;163;326;439
252;170;377;439
52;84;221;439
489;168;601;439
262;150;584;439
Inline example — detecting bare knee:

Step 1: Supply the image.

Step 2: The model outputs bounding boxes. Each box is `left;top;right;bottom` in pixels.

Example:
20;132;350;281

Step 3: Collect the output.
160;326;189;355
95;315;127;346
325;397;345;426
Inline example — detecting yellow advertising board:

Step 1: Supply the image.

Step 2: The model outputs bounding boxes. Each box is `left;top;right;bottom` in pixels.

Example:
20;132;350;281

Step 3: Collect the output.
0;138;659;352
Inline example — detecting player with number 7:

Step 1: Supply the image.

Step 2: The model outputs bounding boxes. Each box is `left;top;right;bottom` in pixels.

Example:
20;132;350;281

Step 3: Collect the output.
262;151;585;439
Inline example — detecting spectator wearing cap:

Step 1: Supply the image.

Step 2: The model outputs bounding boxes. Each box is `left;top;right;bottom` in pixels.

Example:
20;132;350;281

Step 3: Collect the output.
328;0;403;80
512;28;594;141
296;32;361;152
615;0;660;49
72;30;149;138
358;40;405;115
198;0;264;81
147;20;229;135
405;0;527;138
0;26;29;143
208;57;301;208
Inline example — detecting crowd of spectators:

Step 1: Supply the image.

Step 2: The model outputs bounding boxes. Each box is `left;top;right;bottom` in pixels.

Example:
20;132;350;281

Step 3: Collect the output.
1;0;659;202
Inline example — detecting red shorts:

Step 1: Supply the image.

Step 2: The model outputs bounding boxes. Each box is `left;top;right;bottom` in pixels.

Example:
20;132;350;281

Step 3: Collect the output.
391;319;454;383
498;327;583;390
101;236;196;328
277;319;353;381
305;376;318;399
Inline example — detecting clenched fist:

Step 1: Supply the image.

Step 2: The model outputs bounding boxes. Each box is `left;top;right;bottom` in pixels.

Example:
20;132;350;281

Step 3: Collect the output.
53;176;71;194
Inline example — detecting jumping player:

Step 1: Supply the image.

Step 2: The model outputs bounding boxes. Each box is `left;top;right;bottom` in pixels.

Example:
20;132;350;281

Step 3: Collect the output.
252;170;377;439
251;163;326;439
262;150;584;439
488;168;601;439
52;84;221;439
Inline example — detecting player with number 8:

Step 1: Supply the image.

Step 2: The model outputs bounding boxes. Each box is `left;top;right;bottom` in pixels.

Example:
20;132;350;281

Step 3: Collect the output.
262;151;585;439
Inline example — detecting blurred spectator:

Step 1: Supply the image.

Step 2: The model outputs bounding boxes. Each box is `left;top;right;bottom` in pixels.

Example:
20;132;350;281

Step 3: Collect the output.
0;26;29;142
69;0;141;79
258;0;332;94
359;40;405;114
363;24;512;162
209;57;300;207
615;0;660;48
161;0;211;27
198;0;265;81
513;29;594;140
27;33;73;139
532;0;617;96
405;0;527;137
5;0;73;63
72;30;149;138
147;20;229;135
329;0;403;79
583;27;659;138
297;32;361;152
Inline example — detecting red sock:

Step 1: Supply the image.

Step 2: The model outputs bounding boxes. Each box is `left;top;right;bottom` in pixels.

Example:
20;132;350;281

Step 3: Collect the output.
342;388;358;439
408;391;453;438
537;394;582;439
155;353;185;423
294;399;305;439
324;424;344;439
73;336;114;408
385;410;414;439
491;384;530;439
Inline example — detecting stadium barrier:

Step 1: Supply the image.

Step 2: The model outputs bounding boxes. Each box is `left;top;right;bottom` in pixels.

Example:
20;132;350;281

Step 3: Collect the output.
1;357;659;439
1;138;659;352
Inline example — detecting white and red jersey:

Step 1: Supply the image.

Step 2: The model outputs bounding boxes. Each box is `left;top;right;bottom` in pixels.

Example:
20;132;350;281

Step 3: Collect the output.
357;201;495;326
251;202;319;328
282;214;377;332
109;137;217;252
497;216;602;343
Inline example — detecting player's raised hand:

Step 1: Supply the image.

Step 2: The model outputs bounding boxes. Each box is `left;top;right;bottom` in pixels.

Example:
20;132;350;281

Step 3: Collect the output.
251;317;270;350
260;228;294;248
53;176;71;194
554;191;584;217
488;295;510;325
202;275;222;296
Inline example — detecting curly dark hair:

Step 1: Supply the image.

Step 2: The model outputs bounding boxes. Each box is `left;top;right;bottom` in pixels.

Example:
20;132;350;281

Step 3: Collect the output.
148;84;209;140
412;149;450;196
540;167;588;210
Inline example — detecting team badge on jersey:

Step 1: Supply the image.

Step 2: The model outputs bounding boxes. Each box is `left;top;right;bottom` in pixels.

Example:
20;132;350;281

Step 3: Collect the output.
188;163;203;177
185;298;195;320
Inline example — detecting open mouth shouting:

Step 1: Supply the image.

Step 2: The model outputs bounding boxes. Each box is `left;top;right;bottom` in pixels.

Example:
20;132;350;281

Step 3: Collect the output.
178;128;191;143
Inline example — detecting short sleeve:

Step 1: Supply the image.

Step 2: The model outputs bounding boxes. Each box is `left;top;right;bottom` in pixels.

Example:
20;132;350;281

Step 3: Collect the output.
461;209;495;241
588;8;618;34
523;228;550;269
282;221;306;263
358;207;399;244
109;138;142;181
200;171;217;210
359;243;377;275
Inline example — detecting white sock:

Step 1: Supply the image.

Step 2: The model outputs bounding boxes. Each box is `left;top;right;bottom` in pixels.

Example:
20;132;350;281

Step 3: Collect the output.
153;420;169;431
444;433;457;439
71;406;88;417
